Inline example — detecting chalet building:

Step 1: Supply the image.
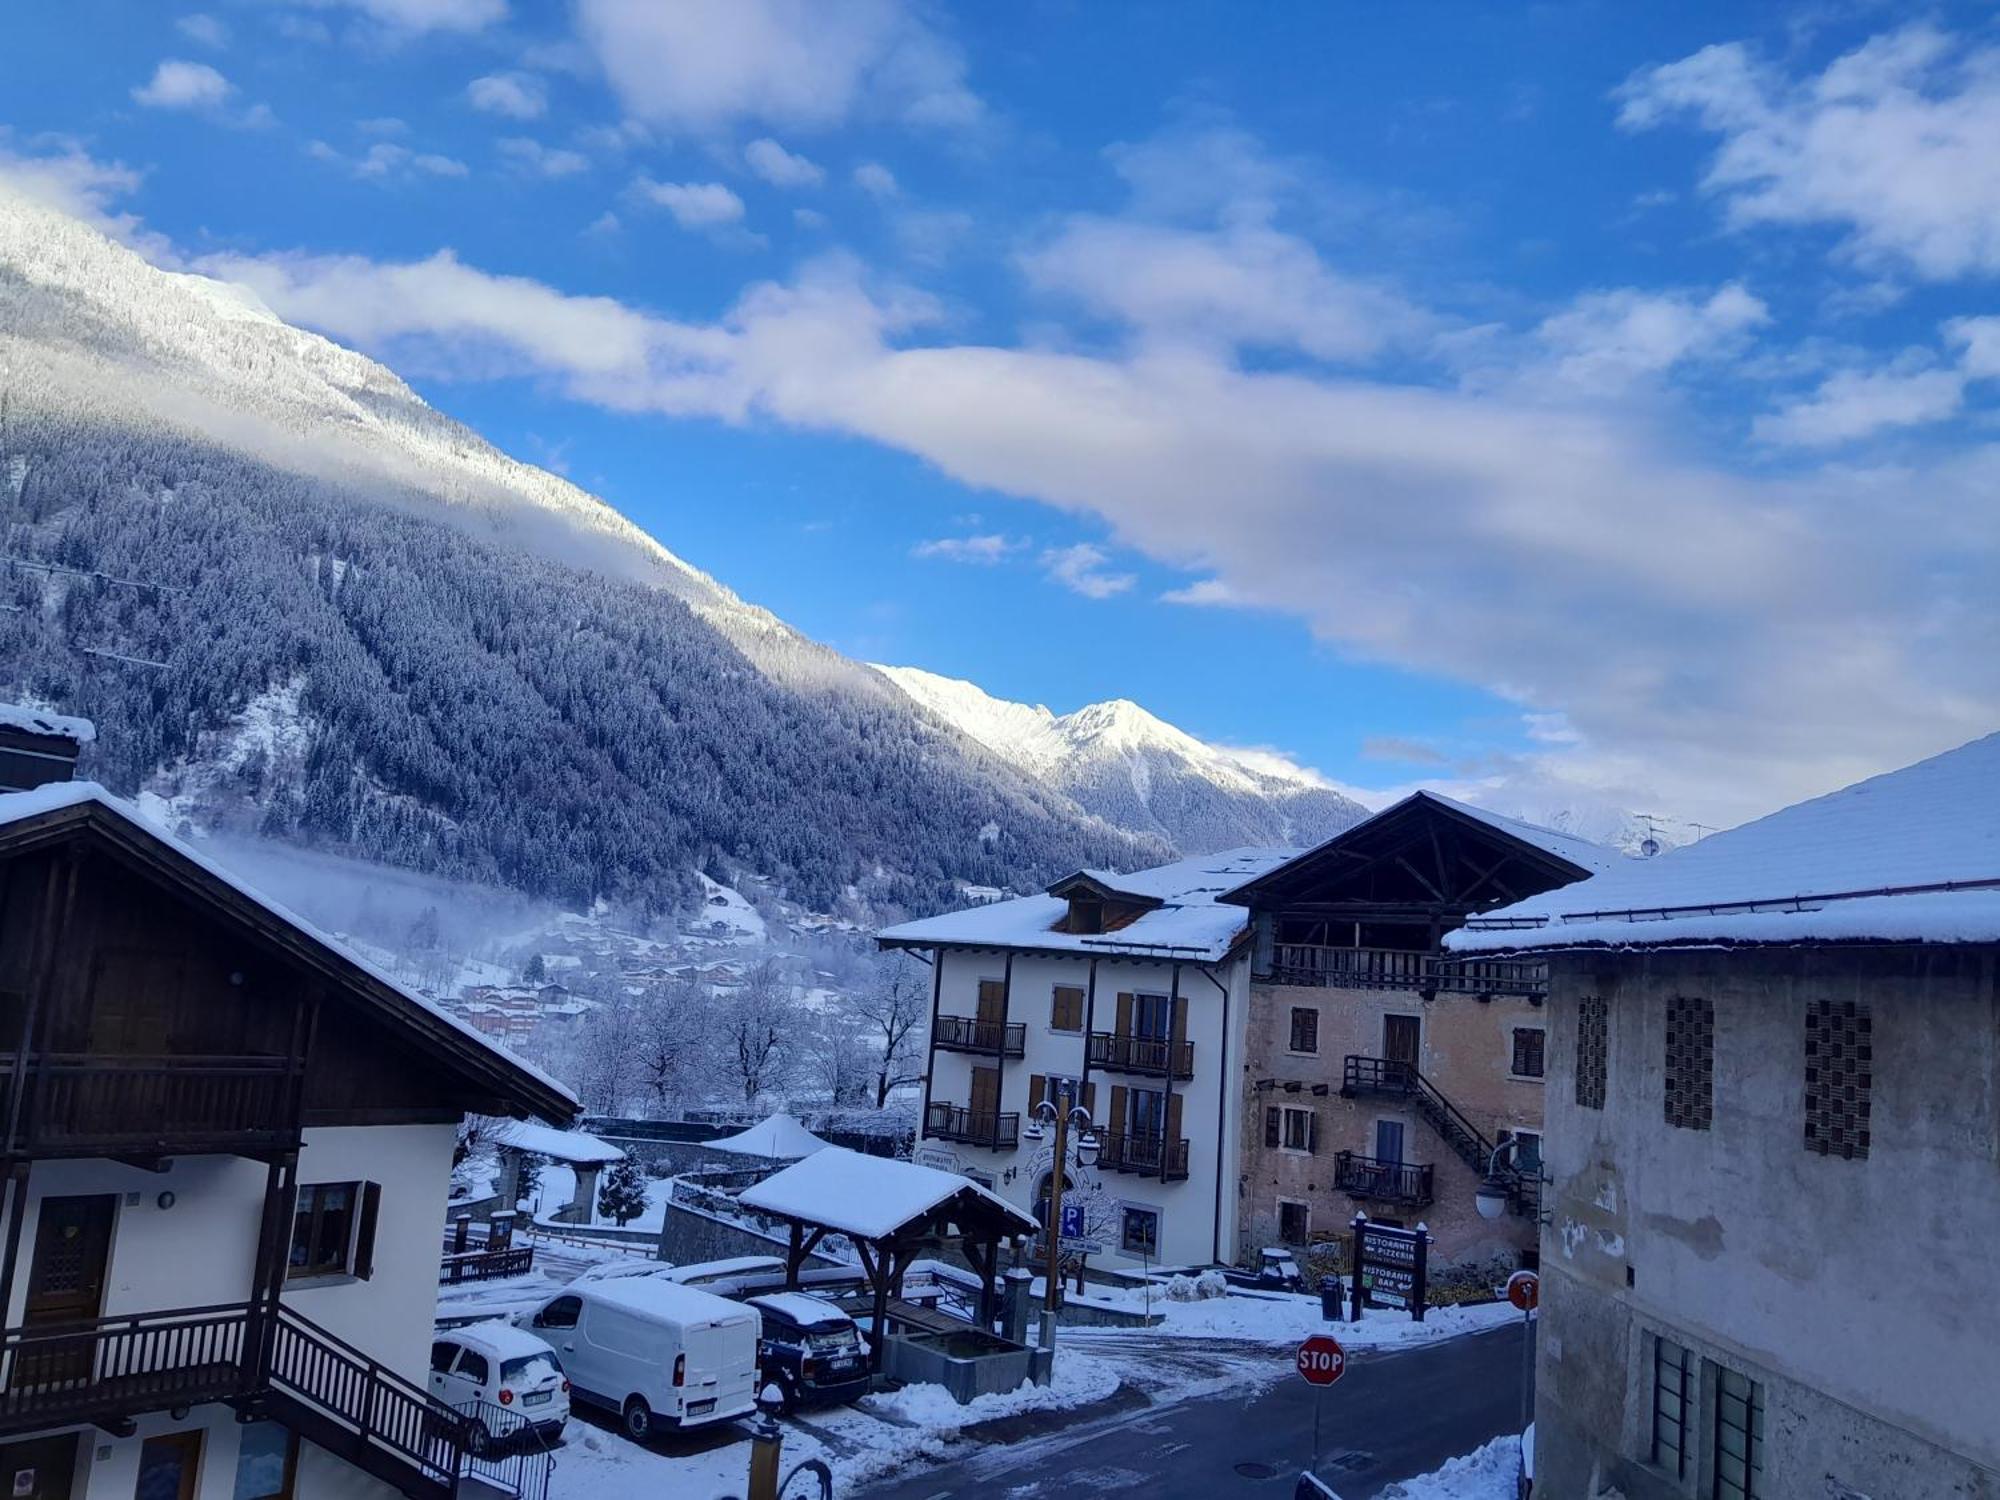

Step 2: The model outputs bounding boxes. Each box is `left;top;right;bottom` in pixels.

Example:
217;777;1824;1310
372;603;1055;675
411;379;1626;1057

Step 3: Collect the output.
0;753;574;1498
1450;733;2000;1500
1223;794;1615;1273
880;850;1292;1270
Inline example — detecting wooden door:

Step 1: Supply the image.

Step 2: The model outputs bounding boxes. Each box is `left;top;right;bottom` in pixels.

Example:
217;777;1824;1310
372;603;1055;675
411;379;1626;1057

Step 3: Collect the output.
975;979;1006;1025
0;1435;78;1500
135;1431;203;1500
1375;1120;1405;1164
1383;1013;1421;1067
20;1195;114;1387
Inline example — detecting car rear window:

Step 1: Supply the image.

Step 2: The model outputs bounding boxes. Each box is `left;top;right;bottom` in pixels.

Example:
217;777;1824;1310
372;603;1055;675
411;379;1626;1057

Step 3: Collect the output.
502;1353;562;1385
806;1326;859;1354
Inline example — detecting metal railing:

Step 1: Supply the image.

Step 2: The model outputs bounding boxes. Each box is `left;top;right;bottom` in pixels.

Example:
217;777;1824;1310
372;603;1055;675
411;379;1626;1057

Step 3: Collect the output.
439;1245;536;1283
1086;1032;1194;1080
455;1397;557;1500
0;1053;295;1155
930;1015;1026;1058
1100;1131;1189;1181
1267;945;1547;999
923;1103;1019;1150
1333;1151;1435;1206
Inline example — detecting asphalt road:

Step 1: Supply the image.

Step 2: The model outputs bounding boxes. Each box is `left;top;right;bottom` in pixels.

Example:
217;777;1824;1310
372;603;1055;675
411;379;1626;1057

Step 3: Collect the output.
855;1321;1526;1500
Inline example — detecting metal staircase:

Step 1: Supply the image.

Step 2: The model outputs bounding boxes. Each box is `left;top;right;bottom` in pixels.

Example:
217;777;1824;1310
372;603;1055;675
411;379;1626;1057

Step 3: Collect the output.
1342;1056;1536;1216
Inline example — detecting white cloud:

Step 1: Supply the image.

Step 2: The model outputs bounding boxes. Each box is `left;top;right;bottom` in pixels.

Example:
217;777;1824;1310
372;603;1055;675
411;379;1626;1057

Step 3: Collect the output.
1534;283;1769;387
283;0;504;34
176;13;229;47
793;207;828;230
632;177;745;229
853;161;898;199
910;534;1026;564
358;116;408;136
1948;316;2000;379
744;138;824;190
1160;578;1240;607
0;137;150;246
585;211;621;236
499;138;589;178
574;0;979;134
466;73;546;120
1754;365;1965;447
1620;25;2000;280
132;60;233;111
1040;543;1135;599
308;140;468;181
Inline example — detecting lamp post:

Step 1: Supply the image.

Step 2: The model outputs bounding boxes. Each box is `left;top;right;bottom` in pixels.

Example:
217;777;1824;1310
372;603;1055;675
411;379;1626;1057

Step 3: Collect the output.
1474;1136;1548;1443
1023;1100;1100;1327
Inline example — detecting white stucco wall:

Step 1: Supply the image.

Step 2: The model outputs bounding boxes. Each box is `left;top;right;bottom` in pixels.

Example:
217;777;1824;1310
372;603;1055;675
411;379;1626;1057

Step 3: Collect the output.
917;947;1250;1269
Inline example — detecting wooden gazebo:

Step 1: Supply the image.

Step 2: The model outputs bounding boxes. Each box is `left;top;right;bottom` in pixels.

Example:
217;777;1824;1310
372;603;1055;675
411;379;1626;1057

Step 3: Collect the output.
738;1148;1038;1370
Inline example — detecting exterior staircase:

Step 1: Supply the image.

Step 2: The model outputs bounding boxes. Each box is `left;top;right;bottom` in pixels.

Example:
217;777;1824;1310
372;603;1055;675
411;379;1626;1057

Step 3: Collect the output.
1341;1056;1537;1217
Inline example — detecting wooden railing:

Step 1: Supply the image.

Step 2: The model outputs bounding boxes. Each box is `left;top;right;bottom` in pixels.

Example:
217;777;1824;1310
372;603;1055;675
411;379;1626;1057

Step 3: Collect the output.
1086;1031;1194;1080
439;1245;535;1284
924;1102;1019;1150
931;1015;1026;1058
0;1053;295;1155
1333;1151;1435;1207
269;1306;467;1491
1267;945;1547;999
0;1302;254;1429
1100;1131;1190;1181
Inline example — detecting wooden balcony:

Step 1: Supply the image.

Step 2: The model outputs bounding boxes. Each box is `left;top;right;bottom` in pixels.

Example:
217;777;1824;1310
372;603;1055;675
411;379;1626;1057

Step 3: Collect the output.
1100;1131;1189;1181
1333;1151;1435;1207
924;1102;1019;1151
0;1302;256;1433
0;1054;298;1159
930;1016;1026;1059
1086;1031;1194;1080
1267;944;1547;1000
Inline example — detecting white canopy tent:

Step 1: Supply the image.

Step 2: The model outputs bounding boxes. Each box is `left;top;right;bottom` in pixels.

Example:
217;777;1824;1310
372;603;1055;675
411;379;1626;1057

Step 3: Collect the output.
706;1112;831;1161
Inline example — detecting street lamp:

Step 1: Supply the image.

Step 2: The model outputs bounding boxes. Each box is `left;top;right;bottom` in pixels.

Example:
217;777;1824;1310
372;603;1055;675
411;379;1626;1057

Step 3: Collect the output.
1474;1135;1546;1221
1030;1099;1098;1321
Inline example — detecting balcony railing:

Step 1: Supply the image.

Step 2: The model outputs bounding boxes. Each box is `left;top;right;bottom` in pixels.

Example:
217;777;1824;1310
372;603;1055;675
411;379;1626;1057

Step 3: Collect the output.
0;1054;297;1157
931;1016;1026;1058
925;1102;1019;1151
0;1302;255;1431
1100;1131;1190;1181
1333;1151;1435;1207
1086;1032;1194;1080
1267;945;1547;999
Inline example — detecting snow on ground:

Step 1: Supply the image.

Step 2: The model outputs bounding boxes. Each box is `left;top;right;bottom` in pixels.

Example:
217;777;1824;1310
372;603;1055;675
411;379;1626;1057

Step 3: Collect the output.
694;873;767;941
527;1164;674;1232
1064;1279;1521;1347
1372;1433;1521;1499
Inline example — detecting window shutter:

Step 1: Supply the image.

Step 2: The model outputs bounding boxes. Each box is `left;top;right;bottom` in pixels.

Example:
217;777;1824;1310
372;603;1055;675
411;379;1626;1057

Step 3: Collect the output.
1165;1093;1183;1142
1114;993;1134;1037
1305;1113;1318;1155
1110;1085;1128;1136
978;979;1006;1023
1265;1107;1280;1149
1028;1074;1046;1111
1170;995;1188;1045
1083;1081;1097;1117
354;1181;382;1281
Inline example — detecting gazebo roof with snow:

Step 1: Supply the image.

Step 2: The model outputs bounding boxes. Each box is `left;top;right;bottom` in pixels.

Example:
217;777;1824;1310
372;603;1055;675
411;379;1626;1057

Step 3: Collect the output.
483;1117;623;1166
706;1112;831;1161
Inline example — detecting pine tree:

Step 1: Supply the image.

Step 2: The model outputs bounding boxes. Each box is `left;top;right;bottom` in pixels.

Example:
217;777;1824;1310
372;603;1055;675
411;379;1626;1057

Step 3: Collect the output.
596;1157;649;1227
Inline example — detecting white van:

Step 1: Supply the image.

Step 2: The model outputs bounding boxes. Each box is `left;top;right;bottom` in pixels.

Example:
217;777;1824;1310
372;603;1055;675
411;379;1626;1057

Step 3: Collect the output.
515;1279;759;1441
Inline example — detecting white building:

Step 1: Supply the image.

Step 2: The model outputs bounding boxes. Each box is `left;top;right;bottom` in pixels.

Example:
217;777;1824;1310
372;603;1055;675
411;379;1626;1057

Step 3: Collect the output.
0;767;575;1500
1451;731;2000;1500
880;849;1292;1271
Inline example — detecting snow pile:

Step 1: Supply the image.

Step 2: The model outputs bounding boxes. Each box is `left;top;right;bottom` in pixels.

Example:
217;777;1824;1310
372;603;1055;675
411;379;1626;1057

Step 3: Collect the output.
1068;1280;1519;1346
1374;1433;1522;1499
867;1344;1119;1437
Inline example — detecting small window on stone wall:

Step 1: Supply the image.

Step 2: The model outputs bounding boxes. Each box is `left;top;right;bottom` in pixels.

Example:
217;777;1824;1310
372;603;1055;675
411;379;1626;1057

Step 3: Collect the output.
1576;996;1608;1111
1663;995;1713;1131
1803;999;1871;1160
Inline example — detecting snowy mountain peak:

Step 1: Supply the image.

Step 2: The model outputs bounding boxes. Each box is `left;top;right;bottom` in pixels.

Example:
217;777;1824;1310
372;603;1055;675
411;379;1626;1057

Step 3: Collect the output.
873;665;1368;854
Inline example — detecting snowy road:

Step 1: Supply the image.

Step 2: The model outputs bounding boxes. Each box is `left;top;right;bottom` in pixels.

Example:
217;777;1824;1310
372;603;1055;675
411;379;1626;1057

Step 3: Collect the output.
854;1320;1526;1500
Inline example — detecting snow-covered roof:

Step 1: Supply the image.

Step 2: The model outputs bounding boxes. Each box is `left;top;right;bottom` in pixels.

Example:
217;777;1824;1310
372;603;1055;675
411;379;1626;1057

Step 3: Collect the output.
1411;792;1623;877
746;1292;854;1328
738;1147;1039;1241
0;703;95;744
663;1256;786;1282
706;1113;830;1161
484;1118;623;1165
0;781;577;1116
444;1319;566;1362
878;847;1295;962
1449;731;2000;952
582;1275;755;1325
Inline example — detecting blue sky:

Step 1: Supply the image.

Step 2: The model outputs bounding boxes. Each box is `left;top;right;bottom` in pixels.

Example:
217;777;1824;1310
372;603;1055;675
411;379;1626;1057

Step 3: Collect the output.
2;0;1996;829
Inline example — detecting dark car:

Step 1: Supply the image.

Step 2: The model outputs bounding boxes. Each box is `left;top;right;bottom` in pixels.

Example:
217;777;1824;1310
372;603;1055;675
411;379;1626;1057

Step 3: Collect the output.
746;1293;870;1412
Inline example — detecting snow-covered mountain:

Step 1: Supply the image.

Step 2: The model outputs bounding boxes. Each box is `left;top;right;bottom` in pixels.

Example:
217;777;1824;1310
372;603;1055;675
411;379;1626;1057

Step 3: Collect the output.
874;666;1368;852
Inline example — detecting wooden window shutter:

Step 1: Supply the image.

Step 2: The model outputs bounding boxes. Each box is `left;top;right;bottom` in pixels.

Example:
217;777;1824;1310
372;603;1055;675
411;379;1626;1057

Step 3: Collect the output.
1114;993;1134;1037
354;1181;382;1281
1083;1081;1097;1117
1028;1074;1046;1111
1305;1113;1318;1155
978;979;1006;1023
1165;1093;1184;1143
1265;1106;1280;1149
1170;995;1188;1045
1110;1085;1128;1134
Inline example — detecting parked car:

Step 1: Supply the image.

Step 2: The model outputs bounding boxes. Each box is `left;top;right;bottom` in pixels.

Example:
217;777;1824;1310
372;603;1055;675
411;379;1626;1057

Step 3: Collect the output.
659;1255;788;1296
514;1279;759;1441
568;1257;676;1286
428;1321;571;1450
745;1293;870;1412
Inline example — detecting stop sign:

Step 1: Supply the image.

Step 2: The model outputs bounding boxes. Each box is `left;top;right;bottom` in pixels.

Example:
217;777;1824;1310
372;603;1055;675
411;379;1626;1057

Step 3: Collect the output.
1295;1332;1347;1387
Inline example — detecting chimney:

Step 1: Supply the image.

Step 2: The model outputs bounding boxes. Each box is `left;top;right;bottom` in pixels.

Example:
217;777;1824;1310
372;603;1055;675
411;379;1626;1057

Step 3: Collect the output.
0;704;94;792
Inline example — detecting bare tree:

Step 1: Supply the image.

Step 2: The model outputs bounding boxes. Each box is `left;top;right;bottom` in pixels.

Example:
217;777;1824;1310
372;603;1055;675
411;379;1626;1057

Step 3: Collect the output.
844;953;931;1108
805;1009;874;1107
634;979;711;1111
718;963;794;1105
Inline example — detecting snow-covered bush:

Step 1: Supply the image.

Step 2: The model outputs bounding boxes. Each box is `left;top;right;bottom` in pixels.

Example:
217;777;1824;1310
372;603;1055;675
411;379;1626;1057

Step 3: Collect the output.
1195;1269;1229;1300
1164;1274;1198;1302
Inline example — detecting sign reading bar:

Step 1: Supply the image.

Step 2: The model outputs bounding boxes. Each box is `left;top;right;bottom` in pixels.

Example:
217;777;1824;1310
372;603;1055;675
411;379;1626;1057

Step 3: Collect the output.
1349;1215;1431;1324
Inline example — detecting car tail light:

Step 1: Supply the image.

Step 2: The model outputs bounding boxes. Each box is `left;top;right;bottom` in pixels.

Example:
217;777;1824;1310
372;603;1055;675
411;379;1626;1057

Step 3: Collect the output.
673;1354;685;1387
498;1389;514;1406
561;1380;571;1394
801;1357;815;1379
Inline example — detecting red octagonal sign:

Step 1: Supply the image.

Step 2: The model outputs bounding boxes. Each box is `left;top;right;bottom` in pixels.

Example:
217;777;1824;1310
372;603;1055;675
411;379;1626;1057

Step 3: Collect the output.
1295;1332;1347;1387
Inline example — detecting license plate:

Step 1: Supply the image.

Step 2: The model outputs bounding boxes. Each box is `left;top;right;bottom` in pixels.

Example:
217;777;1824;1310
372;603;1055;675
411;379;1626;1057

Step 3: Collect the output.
524;1391;553;1406
687;1399;715;1416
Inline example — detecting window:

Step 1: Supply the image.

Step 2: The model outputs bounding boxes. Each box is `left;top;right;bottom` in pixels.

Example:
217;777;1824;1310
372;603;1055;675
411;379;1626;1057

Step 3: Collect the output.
231;1420;298;1500
430;1342;457;1374
456;1350;491;1385
1280;1106;1316;1153
1664;996;1715;1131
1050;985;1085;1032
1045;1074;1085;1113
1277;1200;1310;1245
1804;1000;1871;1160
1288;1007;1319;1054
1651;1335;1693;1478
1511;1027;1546;1079
1576;995;1608;1110
1120;1206;1159;1257
502;1351;561;1386
1507;1130;1542;1173
532;1295;581;1330
1712;1364;1766;1500
288;1182;380;1281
